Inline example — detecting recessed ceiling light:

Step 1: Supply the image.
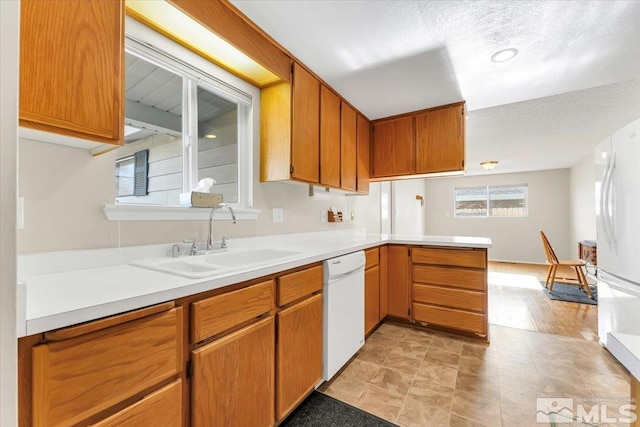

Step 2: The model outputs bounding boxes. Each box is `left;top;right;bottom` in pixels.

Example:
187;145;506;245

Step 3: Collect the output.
491;48;518;63
480;160;498;171
205;134;217;139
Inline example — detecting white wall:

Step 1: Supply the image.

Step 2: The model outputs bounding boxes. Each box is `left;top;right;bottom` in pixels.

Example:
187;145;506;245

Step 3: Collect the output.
569;153;597;252
423;169;571;263
0;1;19;425
391;179;426;235
17;135;381;253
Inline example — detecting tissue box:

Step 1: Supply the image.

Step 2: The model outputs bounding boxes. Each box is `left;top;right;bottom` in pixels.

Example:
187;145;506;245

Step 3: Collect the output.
180;192;223;208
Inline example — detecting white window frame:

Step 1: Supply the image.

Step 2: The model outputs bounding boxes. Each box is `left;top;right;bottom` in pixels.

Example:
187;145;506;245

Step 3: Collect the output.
454;184;528;218
104;17;258;221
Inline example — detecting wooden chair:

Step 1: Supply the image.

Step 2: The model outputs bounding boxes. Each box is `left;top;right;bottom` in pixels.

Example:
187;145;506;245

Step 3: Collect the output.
539;230;592;298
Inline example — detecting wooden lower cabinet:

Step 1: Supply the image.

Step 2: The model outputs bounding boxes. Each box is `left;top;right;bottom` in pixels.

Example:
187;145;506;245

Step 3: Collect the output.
276;293;323;421
387;246;410;319
191;316;275;427
411;247;488;339
379;246;388;320
365;265;380;335
32;308;183;427
91;379;182;427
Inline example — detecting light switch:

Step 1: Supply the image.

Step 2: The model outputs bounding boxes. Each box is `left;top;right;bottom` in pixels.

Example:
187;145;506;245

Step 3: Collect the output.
272;208;284;223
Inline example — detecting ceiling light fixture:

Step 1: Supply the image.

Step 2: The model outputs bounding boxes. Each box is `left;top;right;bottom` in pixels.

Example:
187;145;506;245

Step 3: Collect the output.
491;48;518;63
480;160;498;171
205;134;217;139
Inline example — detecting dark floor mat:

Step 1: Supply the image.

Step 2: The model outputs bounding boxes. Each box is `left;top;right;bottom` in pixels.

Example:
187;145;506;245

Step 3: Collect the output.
280;391;398;427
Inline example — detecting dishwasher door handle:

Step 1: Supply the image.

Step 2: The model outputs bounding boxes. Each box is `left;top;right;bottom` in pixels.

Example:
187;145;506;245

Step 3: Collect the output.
326;267;364;284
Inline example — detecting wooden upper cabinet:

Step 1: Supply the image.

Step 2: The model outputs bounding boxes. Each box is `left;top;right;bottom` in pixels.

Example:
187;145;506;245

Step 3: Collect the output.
291;63;320;183
320;86;341;188
340;102;357;191
356;114;371;193
371;116;414;178
19;0;124;148
415;103;465;174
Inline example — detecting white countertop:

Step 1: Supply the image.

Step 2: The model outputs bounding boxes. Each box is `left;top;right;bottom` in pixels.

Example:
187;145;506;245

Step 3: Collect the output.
17;231;491;337
607;332;640;382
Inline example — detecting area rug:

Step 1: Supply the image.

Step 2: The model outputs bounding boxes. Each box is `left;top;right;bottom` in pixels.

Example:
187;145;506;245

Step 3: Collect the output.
280;391;397;427
541;282;597;305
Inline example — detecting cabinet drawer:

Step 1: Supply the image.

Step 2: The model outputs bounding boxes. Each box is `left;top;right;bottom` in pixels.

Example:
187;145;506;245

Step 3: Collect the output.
91;379;182;427
412;247;486;268
413;284;485;313
413;265;485;291
413;303;486;335
33;308;183;427
365;247;379;269
277;265;322;307
192;280;274;342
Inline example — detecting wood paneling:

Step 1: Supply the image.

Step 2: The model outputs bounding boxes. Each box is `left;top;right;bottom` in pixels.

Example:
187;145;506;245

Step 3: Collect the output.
192;316;275;427
371;117;414;177
379;246;388;320
365;266;380;335
413;265;486;291
356;114;370;193
276;294;323;421
413;303;486;335
277;265;322;307
340;102;357;191
413;284;485;312
415;103;465;174
192;280;274;342
20;0;124;146
32;308;183;427
387;246;410;319
260;82;292;182
167;0;291;82
291;63;320;183
320;86;341;187
412;247;486;269
91;379;182;427
365;247;379;269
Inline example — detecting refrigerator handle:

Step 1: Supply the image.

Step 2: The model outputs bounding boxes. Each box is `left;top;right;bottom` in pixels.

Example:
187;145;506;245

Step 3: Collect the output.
601;156;613;252
607;154;617;253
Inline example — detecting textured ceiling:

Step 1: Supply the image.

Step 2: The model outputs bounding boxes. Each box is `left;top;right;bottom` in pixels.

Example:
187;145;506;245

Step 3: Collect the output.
231;0;640;173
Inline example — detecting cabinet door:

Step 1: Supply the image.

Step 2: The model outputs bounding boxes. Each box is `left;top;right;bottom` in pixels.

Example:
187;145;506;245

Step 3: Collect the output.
320;86;341;187
91;379;182;427
379;246;388;320
192;317;275;427
365;266;380;335
20;0;124;145
33;308;182;427
340;102;357;191
276;293;323;421
291;62;320;183
387;246;410;319
356;114;370;193
415;104;465;174
371;116;414;177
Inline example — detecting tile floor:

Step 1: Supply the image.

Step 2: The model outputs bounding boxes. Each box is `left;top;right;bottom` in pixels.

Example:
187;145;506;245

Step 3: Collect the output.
318;262;631;426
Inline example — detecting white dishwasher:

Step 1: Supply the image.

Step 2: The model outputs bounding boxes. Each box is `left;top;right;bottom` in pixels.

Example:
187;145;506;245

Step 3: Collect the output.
322;251;366;381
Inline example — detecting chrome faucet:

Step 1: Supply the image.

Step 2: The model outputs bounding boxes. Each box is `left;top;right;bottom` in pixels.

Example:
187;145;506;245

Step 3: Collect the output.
207;203;236;250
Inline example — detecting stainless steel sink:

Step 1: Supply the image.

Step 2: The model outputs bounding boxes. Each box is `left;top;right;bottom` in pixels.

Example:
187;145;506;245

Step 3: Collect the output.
131;248;300;279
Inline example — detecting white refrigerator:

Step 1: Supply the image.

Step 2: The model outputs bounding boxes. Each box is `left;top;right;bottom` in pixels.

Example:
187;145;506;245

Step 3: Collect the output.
596;118;640;347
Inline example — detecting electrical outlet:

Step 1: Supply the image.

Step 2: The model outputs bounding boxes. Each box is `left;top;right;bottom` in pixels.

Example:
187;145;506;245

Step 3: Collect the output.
321;210;327;222
272;208;284;223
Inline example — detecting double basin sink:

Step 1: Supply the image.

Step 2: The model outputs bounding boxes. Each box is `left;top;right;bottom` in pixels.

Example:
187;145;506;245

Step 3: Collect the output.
131;248;300;279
